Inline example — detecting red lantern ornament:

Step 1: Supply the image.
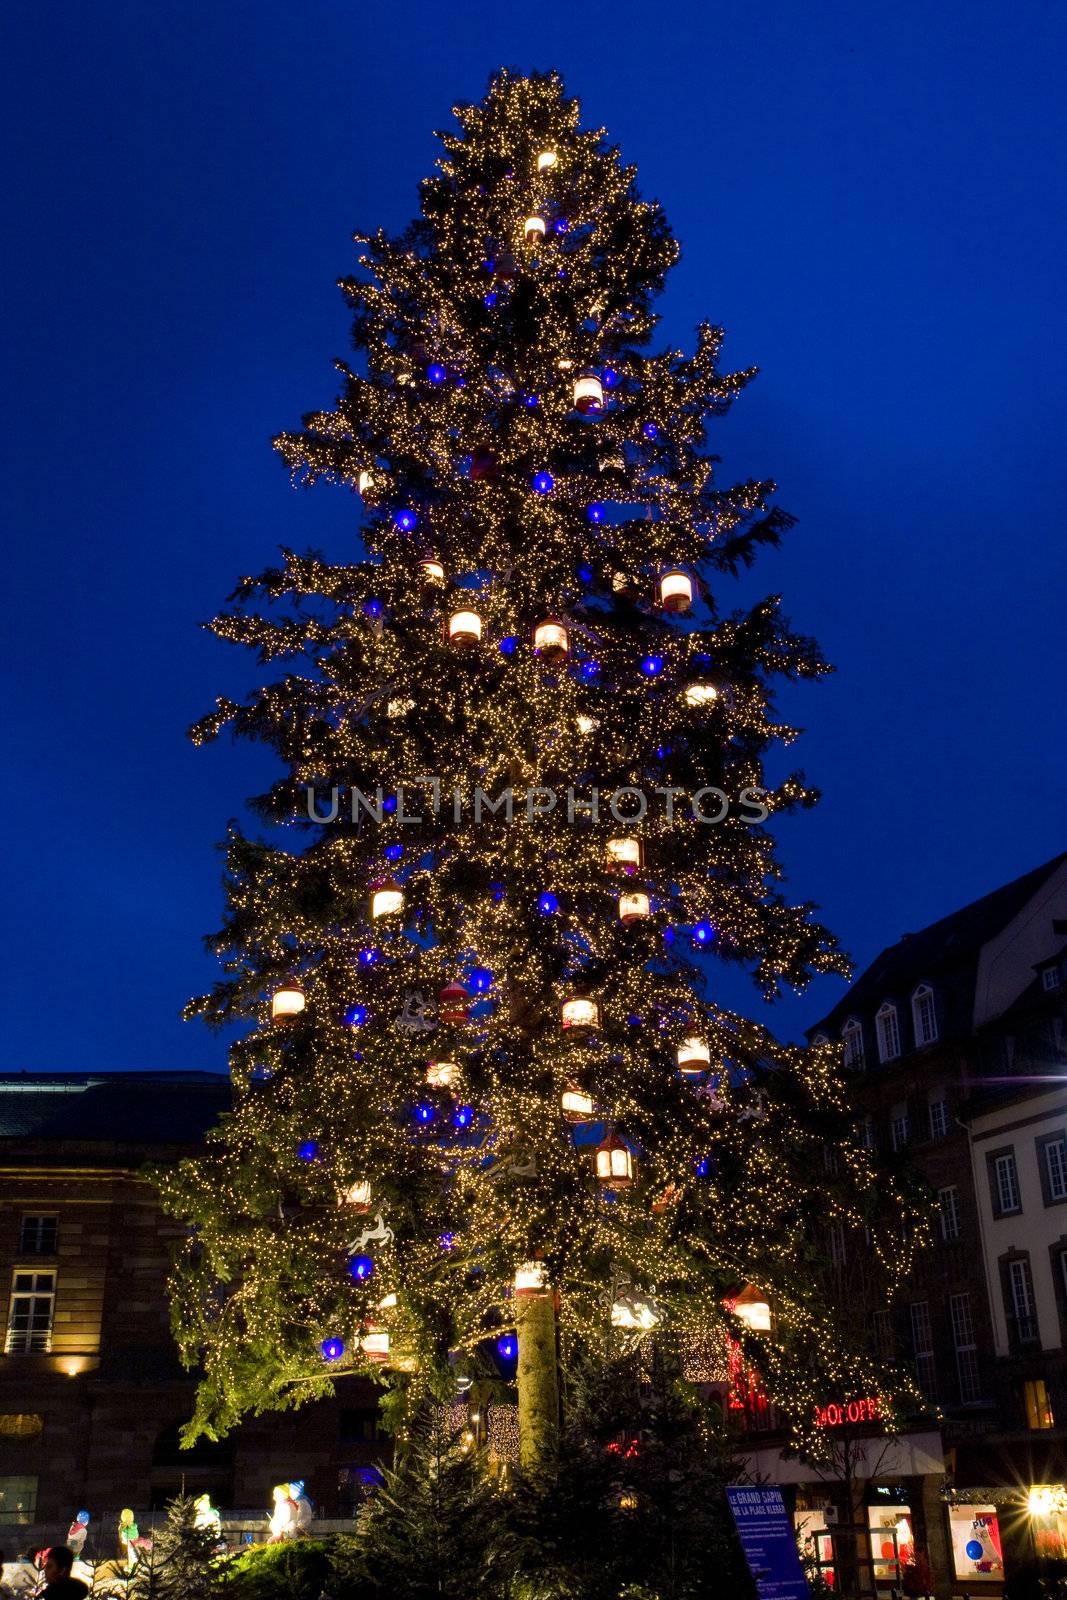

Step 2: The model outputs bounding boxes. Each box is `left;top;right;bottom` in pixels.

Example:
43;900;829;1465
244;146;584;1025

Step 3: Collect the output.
438;983;470;1025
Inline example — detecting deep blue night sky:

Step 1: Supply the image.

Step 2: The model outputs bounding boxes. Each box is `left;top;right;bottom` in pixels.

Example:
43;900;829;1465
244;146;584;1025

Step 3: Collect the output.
3;0;1064;1074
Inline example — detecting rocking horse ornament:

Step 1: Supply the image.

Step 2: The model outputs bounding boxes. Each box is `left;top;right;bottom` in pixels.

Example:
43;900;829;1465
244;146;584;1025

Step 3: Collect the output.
396;990;436;1033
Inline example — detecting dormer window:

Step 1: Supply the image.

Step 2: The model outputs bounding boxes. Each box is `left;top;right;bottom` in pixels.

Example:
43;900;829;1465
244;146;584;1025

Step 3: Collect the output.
842;1019;865;1072
1043;966;1062;993
912;983;938;1047
812;1032;829;1047
876;1002;901;1064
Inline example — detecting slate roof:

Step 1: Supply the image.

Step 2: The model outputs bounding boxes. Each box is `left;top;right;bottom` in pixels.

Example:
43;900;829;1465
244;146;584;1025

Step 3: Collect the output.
0;1069;230;1146
812;853;1067;1034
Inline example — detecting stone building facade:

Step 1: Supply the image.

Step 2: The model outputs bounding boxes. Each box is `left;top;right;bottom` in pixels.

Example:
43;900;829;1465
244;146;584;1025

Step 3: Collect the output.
0;1070;385;1544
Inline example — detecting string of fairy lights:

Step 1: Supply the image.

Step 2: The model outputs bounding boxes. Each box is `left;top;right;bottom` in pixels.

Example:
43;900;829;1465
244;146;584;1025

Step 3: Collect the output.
161;69;927;1456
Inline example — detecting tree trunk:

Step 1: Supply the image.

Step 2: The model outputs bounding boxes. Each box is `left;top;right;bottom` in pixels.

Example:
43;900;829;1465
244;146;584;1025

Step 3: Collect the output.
516;1289;559;1478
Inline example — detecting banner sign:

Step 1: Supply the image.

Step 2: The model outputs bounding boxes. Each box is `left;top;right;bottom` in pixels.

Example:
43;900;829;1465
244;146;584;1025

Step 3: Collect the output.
727;1485;811;1600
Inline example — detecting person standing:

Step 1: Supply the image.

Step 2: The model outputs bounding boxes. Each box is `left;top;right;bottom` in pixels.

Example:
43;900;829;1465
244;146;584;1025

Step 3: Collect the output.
39;1548;88;1600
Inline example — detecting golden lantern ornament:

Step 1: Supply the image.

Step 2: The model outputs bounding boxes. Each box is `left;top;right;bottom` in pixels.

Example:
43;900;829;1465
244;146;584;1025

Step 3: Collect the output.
371;879;404;919
448;610;483;648
513;1260;547;1295
524;214;546;246
271;982;305;1023
533;617;569;662
419;557;445;584
659;569;693;613
617;891;650;925
606;837;643;874
685;679;719;708
561;1084;594;1123
343;1180;373;1212
677;1037;712;1076
561;994;600;1033
595;1131;635;1187
426;1061;460;1089
573;370;604;414
537;149;557;172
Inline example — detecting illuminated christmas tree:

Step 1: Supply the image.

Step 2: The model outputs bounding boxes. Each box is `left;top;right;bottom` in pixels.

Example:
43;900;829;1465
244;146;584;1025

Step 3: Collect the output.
162;70;919;1471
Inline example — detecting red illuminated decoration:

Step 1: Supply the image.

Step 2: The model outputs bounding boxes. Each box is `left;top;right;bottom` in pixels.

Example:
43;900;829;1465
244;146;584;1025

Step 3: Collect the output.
815;1396;881;1428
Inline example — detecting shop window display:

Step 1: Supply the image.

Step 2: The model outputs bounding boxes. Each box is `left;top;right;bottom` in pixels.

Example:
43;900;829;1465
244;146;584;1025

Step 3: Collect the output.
948;1505;1003;1579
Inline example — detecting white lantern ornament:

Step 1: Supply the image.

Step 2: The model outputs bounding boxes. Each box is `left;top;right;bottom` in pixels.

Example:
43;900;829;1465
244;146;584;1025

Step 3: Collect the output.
561;995;600;1033
573;370;604;414
606;837;643;874
533;618;569;663
357;470;376;499
659;569;693;613
618;891;651;926
371;879;404;919
426;1061;460;1089
537;150;558;172
677;1037;712;1077
272;982;306;1023
561;1084;594;1123
419;557;445;584
685;680;719;708
595;1131;635;1187
361;1330;390;1362
524;215;546;246
448;610;483;648
731;1284;772;1332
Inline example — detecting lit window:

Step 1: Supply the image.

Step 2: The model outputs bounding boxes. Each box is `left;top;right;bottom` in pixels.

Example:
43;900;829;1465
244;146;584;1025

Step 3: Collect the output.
1023;1377;1054;1430
1044;1136;1067;1202
910;1301;937;1400
890;1107;910;1152
912;983;938;1046
992;1152;1021;1215
17;1216;57;1256
938;1186;961;1241
949;1293;981;1405
928;1097;949;1140
0;1476;38;1525
876;1003;901;1063
0;1414;43;1439
1007;1257;1038;1344
842;1019;865;1071
4;1272;55;1354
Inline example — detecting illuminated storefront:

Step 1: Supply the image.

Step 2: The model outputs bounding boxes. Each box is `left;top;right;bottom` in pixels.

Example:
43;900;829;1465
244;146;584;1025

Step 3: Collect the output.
1027;1486;1067;1561
867;1501;914;1583
947;1503;1004;1580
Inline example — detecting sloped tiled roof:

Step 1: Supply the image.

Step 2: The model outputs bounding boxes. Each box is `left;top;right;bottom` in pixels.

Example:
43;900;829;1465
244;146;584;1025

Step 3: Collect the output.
0;1070;230;1146
813;853;1067;1033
